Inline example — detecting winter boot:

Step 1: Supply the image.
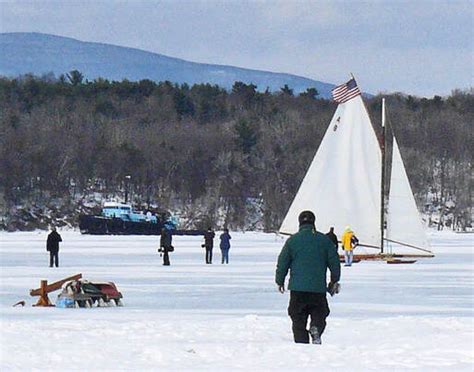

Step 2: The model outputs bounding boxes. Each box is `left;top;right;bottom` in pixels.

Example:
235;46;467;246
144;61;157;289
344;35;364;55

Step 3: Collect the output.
309;326;321;345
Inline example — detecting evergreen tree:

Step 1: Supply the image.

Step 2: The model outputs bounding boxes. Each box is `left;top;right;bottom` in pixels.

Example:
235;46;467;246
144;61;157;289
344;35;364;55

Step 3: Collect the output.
66;70;84;86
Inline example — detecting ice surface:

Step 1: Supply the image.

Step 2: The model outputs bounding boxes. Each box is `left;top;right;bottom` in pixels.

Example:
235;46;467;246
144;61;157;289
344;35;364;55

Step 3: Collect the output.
1;230;473;371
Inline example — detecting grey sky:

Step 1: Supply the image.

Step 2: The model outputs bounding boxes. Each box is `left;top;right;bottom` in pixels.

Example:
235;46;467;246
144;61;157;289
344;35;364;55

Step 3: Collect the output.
1;0;472;96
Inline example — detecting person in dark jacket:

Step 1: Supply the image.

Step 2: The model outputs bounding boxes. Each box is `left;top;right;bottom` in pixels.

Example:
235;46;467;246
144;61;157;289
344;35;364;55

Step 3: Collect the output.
219;228;232;264
46;226;62;267
326;227;339;251
203;227;215;264
159;227;173;266
276;211;341;344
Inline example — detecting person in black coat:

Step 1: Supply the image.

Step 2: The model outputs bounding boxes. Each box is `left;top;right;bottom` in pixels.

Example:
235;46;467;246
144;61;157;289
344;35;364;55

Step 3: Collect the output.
325;227;339;251
159;227;173;266
203;227;215;264
46;227;62;267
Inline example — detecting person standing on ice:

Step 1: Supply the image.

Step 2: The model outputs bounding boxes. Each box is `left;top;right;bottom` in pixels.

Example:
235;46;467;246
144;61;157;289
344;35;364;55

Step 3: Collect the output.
159;227;173;266
275;211;341;344
325;227;339;251
203;227;215;264
341;227;359;267
46;226;62;267
219;228;231;264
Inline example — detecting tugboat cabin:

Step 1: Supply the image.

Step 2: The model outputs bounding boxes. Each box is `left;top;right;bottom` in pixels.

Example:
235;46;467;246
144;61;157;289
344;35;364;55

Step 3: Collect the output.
102;202;158;223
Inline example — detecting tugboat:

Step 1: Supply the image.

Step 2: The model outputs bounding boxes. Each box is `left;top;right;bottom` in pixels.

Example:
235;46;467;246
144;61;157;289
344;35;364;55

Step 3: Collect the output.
79;202;176;235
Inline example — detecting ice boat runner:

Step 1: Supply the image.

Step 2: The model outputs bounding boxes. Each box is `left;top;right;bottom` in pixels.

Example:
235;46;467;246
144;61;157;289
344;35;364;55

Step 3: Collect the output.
279;77;433;261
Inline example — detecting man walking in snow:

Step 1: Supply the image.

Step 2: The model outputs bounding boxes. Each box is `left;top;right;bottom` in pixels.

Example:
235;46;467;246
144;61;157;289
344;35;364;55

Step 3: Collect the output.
341;227;359;266
276;211;341;344
203;227;215;264
46;226;62;267
219;228;231;264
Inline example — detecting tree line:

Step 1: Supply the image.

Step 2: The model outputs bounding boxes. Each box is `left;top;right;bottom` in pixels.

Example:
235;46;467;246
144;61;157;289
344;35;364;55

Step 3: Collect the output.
0;72;472;230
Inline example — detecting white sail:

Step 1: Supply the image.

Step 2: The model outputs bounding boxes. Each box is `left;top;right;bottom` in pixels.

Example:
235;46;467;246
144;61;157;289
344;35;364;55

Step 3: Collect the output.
279;95;382;248
386;137;430;254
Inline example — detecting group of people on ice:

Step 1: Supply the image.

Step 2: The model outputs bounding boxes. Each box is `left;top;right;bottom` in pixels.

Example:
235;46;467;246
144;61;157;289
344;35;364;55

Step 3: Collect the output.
158;226;232;266
45;225;233;268
45;210;357;347
325;226;359;266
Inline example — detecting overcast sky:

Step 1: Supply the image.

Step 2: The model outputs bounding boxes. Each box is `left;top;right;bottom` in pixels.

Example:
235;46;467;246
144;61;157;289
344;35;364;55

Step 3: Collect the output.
1;0;472;96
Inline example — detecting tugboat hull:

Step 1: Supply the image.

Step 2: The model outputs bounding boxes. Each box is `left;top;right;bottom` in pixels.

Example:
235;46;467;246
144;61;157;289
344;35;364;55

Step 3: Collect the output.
79;215;164;235
79;215;206;236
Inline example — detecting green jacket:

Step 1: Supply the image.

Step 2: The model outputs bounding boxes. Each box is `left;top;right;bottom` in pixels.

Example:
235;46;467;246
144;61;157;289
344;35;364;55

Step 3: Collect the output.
275;225;341;293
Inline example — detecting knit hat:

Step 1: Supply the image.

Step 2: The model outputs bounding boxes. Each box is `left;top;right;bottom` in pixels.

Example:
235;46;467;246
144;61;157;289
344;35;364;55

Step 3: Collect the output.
298;210;315;226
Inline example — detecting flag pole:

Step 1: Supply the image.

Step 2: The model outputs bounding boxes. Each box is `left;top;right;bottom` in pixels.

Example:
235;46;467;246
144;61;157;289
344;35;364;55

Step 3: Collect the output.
380;98;386;253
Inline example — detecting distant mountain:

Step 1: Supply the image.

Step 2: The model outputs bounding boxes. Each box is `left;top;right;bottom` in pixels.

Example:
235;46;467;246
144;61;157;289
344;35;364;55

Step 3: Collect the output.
0;32;336;97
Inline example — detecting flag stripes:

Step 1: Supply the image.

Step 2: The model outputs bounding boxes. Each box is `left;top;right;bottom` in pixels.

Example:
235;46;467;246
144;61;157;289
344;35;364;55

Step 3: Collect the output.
332;78;361;103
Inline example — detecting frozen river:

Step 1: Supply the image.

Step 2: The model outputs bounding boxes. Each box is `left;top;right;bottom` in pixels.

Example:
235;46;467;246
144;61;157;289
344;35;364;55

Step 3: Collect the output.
1;230;473;371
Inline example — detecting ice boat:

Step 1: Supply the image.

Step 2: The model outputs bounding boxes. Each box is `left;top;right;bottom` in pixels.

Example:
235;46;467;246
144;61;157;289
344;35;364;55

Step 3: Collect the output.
279;77;434;261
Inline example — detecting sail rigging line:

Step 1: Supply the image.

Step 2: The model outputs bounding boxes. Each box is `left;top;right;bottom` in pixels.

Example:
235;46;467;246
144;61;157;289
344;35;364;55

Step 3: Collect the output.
353;244;382;250
383;238;434;254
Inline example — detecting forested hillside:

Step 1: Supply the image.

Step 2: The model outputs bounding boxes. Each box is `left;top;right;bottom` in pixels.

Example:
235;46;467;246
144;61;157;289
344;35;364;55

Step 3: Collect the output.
0;74;472;231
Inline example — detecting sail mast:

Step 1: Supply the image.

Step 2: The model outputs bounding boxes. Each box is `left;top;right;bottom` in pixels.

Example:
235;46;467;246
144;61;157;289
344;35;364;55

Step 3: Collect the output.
380;98;386;253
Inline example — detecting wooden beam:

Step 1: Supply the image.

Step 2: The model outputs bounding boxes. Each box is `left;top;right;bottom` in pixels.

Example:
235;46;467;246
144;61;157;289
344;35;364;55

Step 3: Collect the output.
30;274;82;296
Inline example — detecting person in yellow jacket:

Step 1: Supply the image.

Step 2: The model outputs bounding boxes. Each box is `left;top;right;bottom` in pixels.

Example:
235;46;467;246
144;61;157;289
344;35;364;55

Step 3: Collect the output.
341;227;359;266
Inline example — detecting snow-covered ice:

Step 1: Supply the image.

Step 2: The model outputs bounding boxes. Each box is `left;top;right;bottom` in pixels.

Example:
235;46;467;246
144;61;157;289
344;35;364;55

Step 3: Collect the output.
0;230;473;371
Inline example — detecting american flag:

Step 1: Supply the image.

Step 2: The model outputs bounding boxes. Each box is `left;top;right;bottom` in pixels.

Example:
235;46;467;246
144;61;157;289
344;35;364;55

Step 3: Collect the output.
331;78;361;103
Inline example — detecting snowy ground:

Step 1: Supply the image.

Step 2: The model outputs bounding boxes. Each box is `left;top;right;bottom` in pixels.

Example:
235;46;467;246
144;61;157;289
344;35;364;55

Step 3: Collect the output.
0;230;473;371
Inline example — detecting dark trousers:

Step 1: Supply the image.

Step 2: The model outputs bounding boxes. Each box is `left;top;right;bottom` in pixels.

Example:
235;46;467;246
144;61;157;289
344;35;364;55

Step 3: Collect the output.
221;249;229;264
49;250;59;267
162;250;170;266
205;248;213;264
288;291;330;344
